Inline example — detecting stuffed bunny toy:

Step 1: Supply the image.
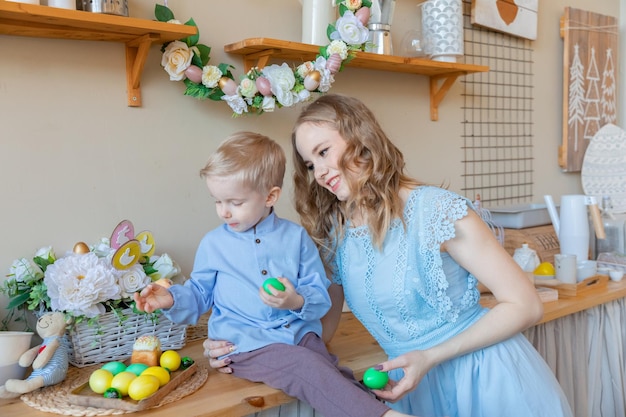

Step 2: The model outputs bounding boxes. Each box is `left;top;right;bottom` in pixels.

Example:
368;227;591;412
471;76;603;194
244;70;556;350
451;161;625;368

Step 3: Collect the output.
0;312;69;399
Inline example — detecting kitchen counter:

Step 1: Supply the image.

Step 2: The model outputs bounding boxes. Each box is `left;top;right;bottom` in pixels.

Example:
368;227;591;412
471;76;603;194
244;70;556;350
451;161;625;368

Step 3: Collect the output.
3;278;626;417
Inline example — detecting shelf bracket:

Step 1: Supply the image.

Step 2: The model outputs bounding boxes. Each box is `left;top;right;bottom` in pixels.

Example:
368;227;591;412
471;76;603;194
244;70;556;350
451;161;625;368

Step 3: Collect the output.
241;49;281;72
125;33;159;107
429;73;462;121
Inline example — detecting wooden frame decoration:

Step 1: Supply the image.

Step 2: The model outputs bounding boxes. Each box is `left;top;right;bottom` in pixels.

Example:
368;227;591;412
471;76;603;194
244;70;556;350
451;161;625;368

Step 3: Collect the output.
559;7;619;172
470;0;538;40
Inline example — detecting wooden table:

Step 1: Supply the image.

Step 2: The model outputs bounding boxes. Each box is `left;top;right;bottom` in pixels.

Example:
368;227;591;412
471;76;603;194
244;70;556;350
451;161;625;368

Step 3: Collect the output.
2;278;626;417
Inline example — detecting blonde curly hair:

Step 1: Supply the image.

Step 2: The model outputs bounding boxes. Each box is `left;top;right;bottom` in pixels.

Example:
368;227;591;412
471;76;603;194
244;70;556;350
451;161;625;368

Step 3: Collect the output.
291;94;421;268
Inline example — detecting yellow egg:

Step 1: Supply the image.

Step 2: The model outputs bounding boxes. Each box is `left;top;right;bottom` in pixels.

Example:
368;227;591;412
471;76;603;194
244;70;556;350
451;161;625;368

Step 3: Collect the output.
110;371;137;397
141;366;171;387
159;350;181;372
89;369;113;394
128;374;160;401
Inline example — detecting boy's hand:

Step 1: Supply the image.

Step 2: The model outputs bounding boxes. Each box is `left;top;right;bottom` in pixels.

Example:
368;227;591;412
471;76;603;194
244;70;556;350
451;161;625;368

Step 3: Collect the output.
133;283;174;313
259;277;304;311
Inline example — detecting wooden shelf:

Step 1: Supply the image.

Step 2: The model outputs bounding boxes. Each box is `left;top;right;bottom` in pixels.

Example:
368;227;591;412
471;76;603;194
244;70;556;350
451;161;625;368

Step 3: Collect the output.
224;37;489;121
0;0;197;106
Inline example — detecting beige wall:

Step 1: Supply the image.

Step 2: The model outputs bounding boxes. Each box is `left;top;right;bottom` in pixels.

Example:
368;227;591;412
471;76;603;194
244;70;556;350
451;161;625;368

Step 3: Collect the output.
0;0;620;326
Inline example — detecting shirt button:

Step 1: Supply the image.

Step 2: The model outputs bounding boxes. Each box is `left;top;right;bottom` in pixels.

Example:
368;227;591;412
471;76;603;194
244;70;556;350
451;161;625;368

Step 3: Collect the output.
284;324;290;328
261;270;268;275
255;239;261;244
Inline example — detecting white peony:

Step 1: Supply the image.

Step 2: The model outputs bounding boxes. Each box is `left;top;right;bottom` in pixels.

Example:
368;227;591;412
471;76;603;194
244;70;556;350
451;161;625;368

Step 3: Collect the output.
201;65;222;88
314;56;335;92
44;253;122;318
326;40;350;60
161;40;193;81
118;264;151;298
221;94;249;115
262;63;297;107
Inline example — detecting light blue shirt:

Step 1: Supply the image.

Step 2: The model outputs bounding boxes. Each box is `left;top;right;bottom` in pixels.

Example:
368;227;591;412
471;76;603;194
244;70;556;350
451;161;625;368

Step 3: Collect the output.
163;211;331;355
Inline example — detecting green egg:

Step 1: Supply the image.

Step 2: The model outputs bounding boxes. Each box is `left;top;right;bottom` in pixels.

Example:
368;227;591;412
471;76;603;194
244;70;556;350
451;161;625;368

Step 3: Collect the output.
101;361;127;376
362;368;389;390
126;362;149;376
262;277;285;294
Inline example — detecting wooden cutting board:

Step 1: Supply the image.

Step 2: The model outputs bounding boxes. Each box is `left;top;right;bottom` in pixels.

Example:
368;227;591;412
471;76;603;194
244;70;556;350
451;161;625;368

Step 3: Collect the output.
68;362;197;412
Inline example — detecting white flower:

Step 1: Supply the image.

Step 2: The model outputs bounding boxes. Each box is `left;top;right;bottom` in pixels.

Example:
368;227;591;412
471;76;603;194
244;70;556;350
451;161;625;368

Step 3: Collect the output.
262;63;297;107
35;246;55;261
44;253;122;318
221;94;249;115
202;65;222;88
149;253;181;281
167;19;182;24
261;96;276;112
91;238;115;258
332;11;369;46
314;56;335;92
161;40;193;81
296;89;312;103
296;61;316;78
9;258;43;283
239;78;258;98
118;264;150;298
327;40;350;60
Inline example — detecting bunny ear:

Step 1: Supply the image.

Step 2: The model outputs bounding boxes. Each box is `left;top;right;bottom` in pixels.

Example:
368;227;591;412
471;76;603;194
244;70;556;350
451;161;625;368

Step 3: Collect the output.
110;220;135;250
112;240;141;270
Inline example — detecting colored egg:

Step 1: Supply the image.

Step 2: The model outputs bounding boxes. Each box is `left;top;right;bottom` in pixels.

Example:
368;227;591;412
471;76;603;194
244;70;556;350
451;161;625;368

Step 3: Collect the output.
126;362;150;376
262;277;285;294
101;361;127;376
363;368;389;390
184;65;203;84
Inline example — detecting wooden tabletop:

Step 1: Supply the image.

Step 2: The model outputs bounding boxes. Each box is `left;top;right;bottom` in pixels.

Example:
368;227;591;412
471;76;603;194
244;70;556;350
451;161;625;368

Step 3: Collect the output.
3;278;626;417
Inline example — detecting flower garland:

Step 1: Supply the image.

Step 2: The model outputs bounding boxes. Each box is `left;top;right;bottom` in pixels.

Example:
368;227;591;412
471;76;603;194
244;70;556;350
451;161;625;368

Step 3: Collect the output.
155;0;372;116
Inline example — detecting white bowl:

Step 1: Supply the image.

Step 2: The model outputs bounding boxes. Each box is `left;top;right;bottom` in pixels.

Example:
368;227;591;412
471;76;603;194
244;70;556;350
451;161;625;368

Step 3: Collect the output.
0;331;34;386
609;269;624;282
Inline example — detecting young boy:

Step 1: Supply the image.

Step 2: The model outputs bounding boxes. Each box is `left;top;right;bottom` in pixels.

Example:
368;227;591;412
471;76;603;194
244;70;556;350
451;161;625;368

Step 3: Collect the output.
134;132;411;417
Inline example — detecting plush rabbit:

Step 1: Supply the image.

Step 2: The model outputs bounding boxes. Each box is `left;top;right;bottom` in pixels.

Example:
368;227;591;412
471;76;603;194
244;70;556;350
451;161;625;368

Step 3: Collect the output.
0;312;69;399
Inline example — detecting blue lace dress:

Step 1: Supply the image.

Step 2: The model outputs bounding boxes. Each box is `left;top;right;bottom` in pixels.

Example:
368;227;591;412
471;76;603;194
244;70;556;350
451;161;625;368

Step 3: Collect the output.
334;186;573;417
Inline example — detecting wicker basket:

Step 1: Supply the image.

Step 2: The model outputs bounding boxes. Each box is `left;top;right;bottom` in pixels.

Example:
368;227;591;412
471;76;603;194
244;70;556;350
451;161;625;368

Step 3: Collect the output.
63;308;187;367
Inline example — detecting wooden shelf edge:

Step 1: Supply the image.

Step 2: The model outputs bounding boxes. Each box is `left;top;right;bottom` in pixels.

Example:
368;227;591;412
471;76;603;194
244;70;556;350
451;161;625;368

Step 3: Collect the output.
224;37;488;121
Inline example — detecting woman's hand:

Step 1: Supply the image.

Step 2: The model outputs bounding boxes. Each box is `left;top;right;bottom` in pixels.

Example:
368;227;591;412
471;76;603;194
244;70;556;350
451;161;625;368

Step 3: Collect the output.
370;350;434;402
203;338;236;374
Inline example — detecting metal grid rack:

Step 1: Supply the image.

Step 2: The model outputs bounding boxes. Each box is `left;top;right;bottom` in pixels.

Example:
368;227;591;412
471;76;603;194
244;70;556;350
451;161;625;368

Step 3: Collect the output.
460;0;535;206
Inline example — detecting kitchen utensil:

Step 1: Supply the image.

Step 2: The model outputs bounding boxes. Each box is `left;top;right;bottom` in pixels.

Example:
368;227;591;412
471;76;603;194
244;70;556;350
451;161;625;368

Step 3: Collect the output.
544;194;605;261
555;254;577;284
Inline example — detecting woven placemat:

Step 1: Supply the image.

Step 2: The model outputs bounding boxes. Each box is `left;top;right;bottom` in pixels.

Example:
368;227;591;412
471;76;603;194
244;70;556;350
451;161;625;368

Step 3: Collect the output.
20;363;209;416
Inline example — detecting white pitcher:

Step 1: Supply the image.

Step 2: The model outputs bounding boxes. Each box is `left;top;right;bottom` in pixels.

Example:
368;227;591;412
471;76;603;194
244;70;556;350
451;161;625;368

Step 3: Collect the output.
544;194;605;262
299;0;336;45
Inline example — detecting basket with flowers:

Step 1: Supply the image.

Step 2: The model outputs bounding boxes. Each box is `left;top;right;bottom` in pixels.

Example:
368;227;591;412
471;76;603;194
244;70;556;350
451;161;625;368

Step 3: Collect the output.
0;220;187;367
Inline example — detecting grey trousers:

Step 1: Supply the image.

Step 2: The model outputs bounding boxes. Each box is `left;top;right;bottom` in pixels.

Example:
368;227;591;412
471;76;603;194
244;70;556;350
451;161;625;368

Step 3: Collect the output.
229;332;390;417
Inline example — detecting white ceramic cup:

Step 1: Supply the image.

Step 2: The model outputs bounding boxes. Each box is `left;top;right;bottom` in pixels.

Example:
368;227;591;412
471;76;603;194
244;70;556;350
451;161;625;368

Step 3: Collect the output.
555;254;577;284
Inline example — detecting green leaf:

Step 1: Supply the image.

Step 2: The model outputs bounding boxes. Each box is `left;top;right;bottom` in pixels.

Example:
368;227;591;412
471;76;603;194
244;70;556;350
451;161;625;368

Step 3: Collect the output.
7;292;30;309
218;63;235;78
207;88;225;101
362;0;373;9
183;18;200;47
183;79;211;99
195;44;211;67
326;24;335;41
155;4;175;23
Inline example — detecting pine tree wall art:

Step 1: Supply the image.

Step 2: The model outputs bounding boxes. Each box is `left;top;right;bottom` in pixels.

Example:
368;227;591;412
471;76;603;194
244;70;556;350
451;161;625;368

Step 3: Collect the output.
560;7;618;172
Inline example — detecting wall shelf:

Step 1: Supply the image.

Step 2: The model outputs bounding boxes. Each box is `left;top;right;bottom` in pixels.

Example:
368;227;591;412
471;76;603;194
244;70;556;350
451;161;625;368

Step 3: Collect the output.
0;1;197;107
224;38;489;121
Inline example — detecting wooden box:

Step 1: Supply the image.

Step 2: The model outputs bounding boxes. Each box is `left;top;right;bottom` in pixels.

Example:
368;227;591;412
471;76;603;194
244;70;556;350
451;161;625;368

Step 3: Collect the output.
535;274;609;298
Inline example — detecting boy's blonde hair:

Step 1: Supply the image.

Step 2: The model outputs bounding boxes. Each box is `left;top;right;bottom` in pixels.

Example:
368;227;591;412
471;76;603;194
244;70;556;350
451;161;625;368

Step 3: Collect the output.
199;131;286;192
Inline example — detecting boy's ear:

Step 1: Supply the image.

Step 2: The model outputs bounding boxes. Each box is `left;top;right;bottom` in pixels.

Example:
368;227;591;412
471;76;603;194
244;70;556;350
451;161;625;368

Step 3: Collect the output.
266;186;282;207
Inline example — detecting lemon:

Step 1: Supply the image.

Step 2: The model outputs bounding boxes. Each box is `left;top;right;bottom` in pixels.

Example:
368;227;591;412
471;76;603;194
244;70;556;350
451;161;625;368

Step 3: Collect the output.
89;369;114;394
141;366;171;387
159;350;181;372
128;374;160;401
534;262;555;276
110;371;137;396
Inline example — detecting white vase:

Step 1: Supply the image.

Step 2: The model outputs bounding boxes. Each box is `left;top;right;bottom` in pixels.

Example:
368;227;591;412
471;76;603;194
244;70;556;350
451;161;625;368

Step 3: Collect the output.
422;0;464;62
299;0;336;45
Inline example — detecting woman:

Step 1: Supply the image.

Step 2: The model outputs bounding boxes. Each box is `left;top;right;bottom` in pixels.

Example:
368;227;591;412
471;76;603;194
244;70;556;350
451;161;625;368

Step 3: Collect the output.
205;94;573;417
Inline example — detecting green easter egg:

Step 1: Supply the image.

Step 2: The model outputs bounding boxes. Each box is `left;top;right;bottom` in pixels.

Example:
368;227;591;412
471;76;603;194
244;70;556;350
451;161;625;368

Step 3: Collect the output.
262;277;285;294
363;368;389;390
101;361;127;376
126;363;149;376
